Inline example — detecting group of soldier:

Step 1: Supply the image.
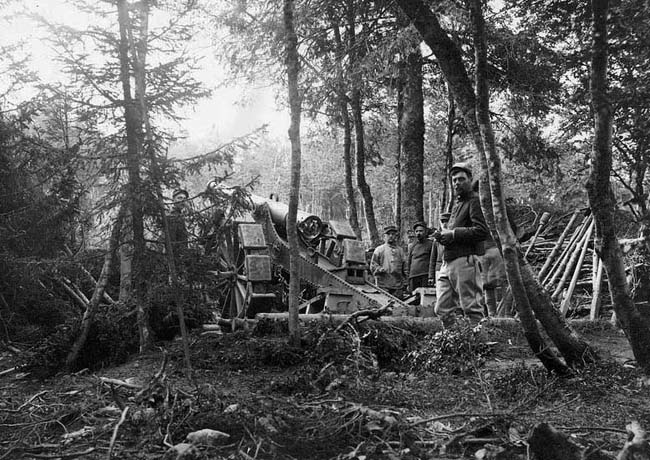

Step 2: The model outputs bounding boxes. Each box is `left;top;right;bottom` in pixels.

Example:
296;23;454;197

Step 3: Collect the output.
370;162;507;326
166;168;508;325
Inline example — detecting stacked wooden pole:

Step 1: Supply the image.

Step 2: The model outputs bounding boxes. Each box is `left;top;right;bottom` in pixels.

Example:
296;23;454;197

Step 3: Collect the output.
530;211;606;318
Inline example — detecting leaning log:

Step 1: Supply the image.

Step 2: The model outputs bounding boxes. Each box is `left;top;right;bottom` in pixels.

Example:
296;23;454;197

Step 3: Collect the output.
538;210;580;280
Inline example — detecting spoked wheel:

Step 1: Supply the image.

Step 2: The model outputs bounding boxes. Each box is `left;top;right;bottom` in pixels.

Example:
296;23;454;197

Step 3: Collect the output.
211;222;275;319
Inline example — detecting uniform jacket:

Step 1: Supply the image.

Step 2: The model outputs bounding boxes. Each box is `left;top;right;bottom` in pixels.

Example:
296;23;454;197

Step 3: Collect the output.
442;192;489;262
407;239;433;279
370;243;407;290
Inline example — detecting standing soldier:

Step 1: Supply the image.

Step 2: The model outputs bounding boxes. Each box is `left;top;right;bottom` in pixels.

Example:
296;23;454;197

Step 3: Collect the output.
428;211;451;290
370;225;407;299
435;163;489;325
406;221;433;293
168;189;189;252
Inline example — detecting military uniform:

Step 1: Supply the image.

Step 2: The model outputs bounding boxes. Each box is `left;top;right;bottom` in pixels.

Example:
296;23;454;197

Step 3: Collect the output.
435;163;489;325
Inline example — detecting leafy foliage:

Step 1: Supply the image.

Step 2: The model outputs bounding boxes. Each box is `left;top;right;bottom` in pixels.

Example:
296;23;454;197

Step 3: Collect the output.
0;254;82;344
0;110;85;257
404;320;492;375
20;303;140;378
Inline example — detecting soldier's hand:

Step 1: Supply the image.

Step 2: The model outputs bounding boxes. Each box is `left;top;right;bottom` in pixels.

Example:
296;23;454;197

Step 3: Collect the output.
438;229;454;245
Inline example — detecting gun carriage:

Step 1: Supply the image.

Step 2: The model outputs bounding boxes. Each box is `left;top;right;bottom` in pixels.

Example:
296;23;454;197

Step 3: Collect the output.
210;194;432;320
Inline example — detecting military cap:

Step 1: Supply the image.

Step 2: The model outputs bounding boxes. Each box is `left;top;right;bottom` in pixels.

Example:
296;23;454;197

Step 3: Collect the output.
412;221;427;231
383;225;398;234
450;162;473;178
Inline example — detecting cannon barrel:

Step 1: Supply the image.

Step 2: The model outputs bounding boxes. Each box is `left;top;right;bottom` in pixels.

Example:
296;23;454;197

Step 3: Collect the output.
248;194;323;241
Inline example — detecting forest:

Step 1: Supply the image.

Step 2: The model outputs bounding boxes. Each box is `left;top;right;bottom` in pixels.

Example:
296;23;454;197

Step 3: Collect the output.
1;0;650;459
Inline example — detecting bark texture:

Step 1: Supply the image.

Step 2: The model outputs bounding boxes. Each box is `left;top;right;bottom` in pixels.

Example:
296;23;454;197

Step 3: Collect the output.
586;0;650;373
117;0;150;351
468;0;570;374
400;48;425;231
284;0;302;347
441;83;455;213
395;79;403;231
332;20;361;239
347;0;380;246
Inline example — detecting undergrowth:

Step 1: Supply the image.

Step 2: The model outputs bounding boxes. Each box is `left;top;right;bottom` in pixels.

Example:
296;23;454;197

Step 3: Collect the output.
404;320;493;375
20;303;140;377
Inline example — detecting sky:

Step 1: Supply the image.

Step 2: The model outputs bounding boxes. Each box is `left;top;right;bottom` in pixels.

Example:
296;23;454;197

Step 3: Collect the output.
1;0;289;144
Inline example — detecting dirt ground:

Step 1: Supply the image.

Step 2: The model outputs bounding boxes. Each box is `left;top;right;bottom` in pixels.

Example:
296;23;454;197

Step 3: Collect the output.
1;318;649;460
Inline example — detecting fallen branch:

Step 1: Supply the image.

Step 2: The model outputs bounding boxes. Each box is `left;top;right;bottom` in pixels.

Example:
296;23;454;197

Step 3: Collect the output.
99;377;142;390
410;396;581;427
135;351;169;400
0;367;17;377
555;425;627;434
107;406;129;459
334;302;393;333
27;447;96;459
0;390;48;413
0;341;21;355
65;245;115;304
56;278;89;310
66;207;124;369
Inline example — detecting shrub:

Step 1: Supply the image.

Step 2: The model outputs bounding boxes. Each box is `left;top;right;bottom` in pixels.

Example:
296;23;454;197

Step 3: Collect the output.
21;303;139;377
403;320;492;375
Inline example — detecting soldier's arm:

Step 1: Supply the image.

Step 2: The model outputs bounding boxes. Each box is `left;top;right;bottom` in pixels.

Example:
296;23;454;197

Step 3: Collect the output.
370;247;383;274
428;243;437;281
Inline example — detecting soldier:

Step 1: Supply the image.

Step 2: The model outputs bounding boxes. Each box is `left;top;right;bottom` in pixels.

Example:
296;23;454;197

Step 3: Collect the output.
370;225;407;299
168;189;189;252
435;162;489;325
428;211;451;288
406;221;433;293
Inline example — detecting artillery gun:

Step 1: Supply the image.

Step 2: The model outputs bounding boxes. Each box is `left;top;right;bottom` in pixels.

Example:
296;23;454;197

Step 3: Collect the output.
210;194;432;320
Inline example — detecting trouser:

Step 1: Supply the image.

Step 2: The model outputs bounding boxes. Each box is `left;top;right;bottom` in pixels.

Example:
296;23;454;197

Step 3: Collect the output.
408;274;429;293
435;254;485;326
481;246;506;316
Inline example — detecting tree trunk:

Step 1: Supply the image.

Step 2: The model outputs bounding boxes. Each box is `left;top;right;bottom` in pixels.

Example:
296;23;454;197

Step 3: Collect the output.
117;0;151;352
586;0;650;373
129;0;192;373
342;104;361;239
400;46;425;232
284;0;302;347
468;0;570;374
518;254;598;365
395;77;403;232
332;19;361;239
119;209;133;302
351;92;380;246
397;0;597;371
442;82;455;212
347;0;380;246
